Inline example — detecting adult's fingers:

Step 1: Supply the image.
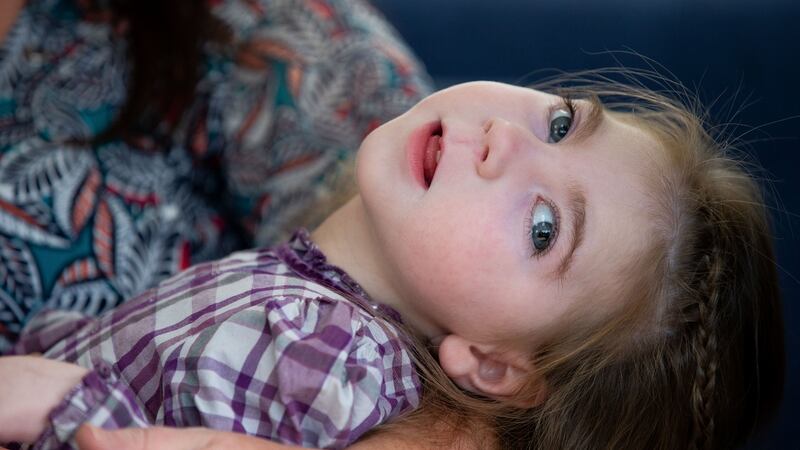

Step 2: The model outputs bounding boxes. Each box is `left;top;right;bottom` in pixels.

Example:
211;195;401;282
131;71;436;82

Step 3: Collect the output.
76;425;213;450
75;425;304;450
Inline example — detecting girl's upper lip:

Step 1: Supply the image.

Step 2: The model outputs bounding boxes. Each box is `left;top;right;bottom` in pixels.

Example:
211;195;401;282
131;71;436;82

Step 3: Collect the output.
406;120;442;189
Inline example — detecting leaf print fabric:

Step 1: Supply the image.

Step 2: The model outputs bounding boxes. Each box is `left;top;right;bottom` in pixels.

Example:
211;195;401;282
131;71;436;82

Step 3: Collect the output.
0;0;432;352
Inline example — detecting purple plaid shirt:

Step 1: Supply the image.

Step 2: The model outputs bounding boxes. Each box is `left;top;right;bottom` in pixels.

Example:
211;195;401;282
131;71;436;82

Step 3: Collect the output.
12;230;421;449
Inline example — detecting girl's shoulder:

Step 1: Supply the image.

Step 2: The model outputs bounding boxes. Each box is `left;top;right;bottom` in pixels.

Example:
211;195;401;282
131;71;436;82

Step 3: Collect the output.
204;229;415;357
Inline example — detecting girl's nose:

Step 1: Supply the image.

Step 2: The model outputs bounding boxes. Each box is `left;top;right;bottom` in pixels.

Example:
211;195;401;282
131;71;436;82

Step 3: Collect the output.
477;118;537;180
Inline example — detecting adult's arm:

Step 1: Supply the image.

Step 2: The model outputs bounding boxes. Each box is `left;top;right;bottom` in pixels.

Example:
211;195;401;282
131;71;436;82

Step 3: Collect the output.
74;425;300;450
74;424;486;450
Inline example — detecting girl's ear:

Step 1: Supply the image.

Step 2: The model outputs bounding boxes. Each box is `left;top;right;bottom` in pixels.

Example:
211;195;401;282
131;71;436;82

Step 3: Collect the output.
437;334;547;408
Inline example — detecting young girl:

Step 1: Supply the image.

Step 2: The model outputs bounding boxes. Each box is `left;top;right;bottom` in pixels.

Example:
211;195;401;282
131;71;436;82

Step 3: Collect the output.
0;75;785;450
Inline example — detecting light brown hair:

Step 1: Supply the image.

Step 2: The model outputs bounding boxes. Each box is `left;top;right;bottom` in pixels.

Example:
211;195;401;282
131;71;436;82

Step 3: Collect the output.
374;68;785;450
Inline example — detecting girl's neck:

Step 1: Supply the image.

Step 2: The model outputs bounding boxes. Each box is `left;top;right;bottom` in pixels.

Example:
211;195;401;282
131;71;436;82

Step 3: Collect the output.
312;196;441;339
0;0;25;48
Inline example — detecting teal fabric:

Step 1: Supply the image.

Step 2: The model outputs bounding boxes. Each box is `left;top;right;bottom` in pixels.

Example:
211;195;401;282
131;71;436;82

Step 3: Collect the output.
0;0;433;349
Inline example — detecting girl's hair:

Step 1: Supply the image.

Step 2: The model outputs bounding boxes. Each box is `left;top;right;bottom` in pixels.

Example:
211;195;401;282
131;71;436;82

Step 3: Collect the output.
92;0;230;144
375;68;785;450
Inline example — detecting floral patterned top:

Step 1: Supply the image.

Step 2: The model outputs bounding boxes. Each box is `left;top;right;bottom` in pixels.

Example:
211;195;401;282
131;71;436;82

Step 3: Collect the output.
0;0;432;351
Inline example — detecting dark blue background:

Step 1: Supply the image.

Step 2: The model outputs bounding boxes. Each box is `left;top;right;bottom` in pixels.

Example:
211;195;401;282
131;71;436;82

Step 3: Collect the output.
371;1;800;447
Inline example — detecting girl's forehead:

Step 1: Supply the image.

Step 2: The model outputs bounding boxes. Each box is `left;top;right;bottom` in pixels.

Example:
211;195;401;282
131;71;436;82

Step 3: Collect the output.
593;112;666;170
562;116;665;306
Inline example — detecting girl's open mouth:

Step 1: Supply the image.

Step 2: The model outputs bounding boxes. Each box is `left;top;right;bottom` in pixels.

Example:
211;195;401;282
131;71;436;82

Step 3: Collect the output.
407;120;444;190
422;124;443;188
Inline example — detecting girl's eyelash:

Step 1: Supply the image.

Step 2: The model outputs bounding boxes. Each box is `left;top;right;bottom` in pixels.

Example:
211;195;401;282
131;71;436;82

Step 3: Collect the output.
523;196;560;259
560;95;577;118
545;94;578;142
522;95;570;259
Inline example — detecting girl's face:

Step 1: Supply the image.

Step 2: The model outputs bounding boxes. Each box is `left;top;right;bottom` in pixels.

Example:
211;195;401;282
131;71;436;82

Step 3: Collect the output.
355;82;661;347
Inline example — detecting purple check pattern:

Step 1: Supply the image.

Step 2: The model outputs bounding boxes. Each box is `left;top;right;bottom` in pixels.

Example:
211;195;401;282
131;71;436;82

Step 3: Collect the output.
12;230;420;449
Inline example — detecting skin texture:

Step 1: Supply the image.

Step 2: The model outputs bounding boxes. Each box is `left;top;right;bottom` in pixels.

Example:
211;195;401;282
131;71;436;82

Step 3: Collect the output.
313;81;663;398
73;425;303;450
69;423;487;450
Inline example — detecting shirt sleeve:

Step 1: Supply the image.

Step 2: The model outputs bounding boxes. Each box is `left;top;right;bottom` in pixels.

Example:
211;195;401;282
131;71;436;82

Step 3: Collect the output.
32;363;150;450
204;0;433;245
12;309;93;356
161;295;419;449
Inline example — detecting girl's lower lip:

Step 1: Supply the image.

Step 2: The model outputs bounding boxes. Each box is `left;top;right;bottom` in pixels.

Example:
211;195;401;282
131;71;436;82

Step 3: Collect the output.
406;120;441;189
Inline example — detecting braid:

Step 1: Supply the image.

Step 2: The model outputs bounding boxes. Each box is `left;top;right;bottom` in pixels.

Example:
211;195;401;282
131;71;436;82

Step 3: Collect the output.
689;250;722;450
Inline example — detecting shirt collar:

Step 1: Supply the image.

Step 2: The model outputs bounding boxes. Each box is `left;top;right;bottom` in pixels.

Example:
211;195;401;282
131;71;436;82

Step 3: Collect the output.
276;229;403;323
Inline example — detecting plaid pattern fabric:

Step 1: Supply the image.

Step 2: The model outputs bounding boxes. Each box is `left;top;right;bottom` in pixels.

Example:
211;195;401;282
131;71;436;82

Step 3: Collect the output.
13;230;420;449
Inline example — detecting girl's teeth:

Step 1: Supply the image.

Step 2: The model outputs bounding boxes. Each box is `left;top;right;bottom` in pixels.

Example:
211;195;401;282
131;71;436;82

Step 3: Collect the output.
435;150;441;163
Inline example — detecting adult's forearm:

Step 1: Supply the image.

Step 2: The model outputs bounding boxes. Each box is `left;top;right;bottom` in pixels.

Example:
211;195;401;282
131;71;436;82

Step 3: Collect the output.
74;420;495;450
75;425;305;450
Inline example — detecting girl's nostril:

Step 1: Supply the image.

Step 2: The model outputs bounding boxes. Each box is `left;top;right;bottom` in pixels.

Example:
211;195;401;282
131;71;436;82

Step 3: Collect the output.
481;120;493;162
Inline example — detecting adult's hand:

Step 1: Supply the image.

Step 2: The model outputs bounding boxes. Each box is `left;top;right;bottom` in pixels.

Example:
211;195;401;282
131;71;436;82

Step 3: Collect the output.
0;356;88;444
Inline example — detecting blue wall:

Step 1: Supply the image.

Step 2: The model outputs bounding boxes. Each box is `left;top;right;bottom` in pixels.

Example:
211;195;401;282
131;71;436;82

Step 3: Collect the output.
372;1;800;447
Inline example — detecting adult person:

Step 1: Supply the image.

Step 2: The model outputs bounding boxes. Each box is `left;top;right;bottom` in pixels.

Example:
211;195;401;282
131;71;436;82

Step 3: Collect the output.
0;0;431;351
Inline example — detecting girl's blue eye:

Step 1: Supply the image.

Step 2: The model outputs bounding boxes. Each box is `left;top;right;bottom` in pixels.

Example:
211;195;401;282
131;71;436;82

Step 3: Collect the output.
548;107;573;143
530;201;557;252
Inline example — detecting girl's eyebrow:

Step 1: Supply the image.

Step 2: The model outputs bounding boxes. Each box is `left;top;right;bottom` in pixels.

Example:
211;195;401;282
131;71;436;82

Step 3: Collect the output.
570;95;605;145
550;96;601;279
555;183;587;280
